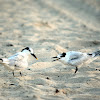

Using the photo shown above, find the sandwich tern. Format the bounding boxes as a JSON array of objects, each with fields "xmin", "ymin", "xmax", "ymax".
[
  {"xmin": 52, "ymin": 50, "xmax": 100, "ymax": 73},
  {"xmin": 0, "ymin": 47, "xmax": 38, "ymax": 76}
]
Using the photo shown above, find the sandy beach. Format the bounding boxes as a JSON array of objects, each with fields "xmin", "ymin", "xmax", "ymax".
[{"xmin": 0, "ymin": 0, "xmax": 100, "ymax": 100}]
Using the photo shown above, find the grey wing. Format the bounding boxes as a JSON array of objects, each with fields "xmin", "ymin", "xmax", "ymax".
[
  {"xmin": 68, "ymin": 52, "xmax": 88, "ymax": 66},
  {"xmin": 8, "ymin": 53, "xmax": 28, "ymax": 69},
  {"xmin": 70, "ymin": 55, "xmax": 80, "ymax": 60},
  {"xmin": 69, "ymin": 52, "xmax": 84, "ymax": 60}
]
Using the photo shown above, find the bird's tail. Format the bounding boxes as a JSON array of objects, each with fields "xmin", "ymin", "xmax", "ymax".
[
  {"xmin": 88, "ymin": 50, "xmax": 100, "ymax": 57},
  {"xmin": 93, "ymin": 50, "xmax": 100, "ymax": 57}
]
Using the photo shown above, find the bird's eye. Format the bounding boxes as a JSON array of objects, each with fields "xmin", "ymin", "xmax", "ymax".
[
  {"xmin": 25, "ymin": 47, "xmax": 31, "ymax": 52},
  {"xmin": 25, "ymin": 47, "xmax": 29, "ymax": 50}
]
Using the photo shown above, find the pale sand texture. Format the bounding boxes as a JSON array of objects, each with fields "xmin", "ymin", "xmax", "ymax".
[{"xmin": 0, "ymin": 0, "xmax": 100, "ymax": 100}]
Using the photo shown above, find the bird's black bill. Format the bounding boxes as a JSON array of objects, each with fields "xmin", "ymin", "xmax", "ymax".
[
  {"xmin": 52, "ymin": 56, "xmax": 60, "ymax": 62},
  {"xmin": 31, "ymin": 53, "xmax": 38, "ymax": 60},
  {"xmin": 52, "ymin": 56, "xmax": 58, "ymax": 58}
]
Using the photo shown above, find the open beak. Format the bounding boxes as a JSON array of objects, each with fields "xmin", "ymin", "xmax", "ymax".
[
  {"xmin": 31, "ymin": 53, "xmax": 38, "ymax": 60},
  {"xmin": 52, "ymin": 56, "xmax": 60, "ymax": 62}
]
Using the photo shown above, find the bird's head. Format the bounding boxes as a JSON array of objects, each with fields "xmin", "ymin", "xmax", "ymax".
[
  {"xmin": 52, "ymin": 52, "xmax": 66, "ymax": 61},
  {"xmin": 21, "ymin": 47, "xmax": 38, "ymax": 60}
]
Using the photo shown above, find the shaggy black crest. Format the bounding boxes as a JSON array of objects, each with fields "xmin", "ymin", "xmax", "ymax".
[
  {"xmin": 21, "ymin": 47, "xmax": 30, "ymax": 52},
  {"xmin": 61, "ymin": 52, "xmax": 66, "ymax": 57}
]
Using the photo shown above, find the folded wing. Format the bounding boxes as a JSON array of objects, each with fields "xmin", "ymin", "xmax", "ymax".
[{"xmin": 67, "ymin": 51, "xmax": 89, "ymax": 66}]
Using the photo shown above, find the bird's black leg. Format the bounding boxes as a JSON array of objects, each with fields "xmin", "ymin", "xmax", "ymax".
[
  {"xmin": 20, "ymin": 72, "xmax": 22, "ymax": 77},
  {"xmin": 12, "ymin": 71, "xmax": 15, "ymax": 77},
  {"xmin": 75, "ymin": 67, "xmax": 78, "ymax": 73}
]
